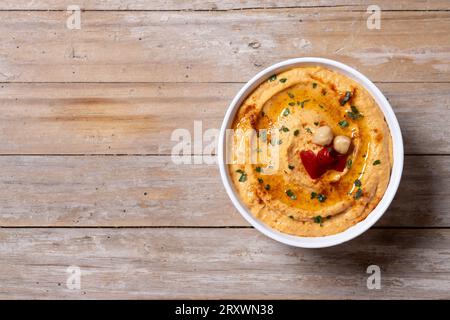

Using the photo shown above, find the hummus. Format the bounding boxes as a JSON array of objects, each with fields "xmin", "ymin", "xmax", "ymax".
[{"xmin": 229, "ymin": 66, "xmax": 392, "ymax": 237}]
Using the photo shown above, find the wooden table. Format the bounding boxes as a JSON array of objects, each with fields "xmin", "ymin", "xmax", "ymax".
[{"xmin": 0, "ymin": 0, "xmax": 449, "ymax": 299}]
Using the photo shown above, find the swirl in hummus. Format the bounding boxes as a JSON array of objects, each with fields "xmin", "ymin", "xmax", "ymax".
[{"xmin": 228, "ymin": 66, "xmax": 393, "ymax": 237}]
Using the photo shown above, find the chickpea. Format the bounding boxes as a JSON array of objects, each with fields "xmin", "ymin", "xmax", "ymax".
[
  {"xmin": 312, "ymin": 126, "xmax": 334, "ymax": 146},
  {"xmin": 333, "ymin": 135, "xmax": 351, "ymax": 154}
]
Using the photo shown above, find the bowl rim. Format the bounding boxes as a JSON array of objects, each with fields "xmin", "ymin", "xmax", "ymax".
[{"xmin": 218, "ymin": 57, "xmax": 404, "ymax": 248}]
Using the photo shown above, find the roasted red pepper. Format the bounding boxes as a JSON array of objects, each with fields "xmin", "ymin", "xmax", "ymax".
[
  {"xmin": 300, "ymin": 150, "xmax": 325, "ymax": 179},
  {"xmin": 300, "ymin": 147, "xmax": 349, "ymax": 179},
  {"xmin": 317, "ymin": 147, "xmax": 335, "ymax": 167},
  {"xmin": 331, "ymin": 153, "xmax": 348, "ymax": 172}
]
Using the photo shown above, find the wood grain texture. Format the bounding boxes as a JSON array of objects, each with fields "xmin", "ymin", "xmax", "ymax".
[
  {"xmin": 0, "ymin": 82, "xmax": 448, "ymax": 154},
  {"xmin": 0, "ymin": 155, "xmax": 447, "ymax": 227},
  {"xmin": 0, "ymin": 228, "xmax": 449, "ymax": 299},
  {"xmin": 1, "ymin": 0, "xmax": 449, "ymax": 11},
  {"xmin": 0, "ymin": 0, "xmax": 449, "ymax": 300},
  {"xmin": 0, "ymin": 10, "xmax": 449, "ymax": 83}
]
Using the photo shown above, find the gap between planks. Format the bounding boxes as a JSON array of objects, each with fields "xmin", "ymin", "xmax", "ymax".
[{"xmin": 0, "ymin": 9, "xmax": 449, "ymax": 13}]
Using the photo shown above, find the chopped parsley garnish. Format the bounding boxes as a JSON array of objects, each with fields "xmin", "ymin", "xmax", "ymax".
[
  {"xmin": 352, "ymin": 105, "xmax": 361, "ymax": 113},
  {"xmin": 255, "ymin": 166, "xmax": 262, "ymax": 173},
  {"xmin": 288, "ymin": 165, "xmax": 295, "ymax": 170},
  {"xmin": 313, "ymin": 215, "xmax": 323, "ymax": 224},
  {"xmin": 288, "ymin": 92, "xmax": 295, "ymax": 99},
  {"xmin": 354, "ymin": 188, "xmax": 363, "ymax": 200},
  {"xmin": 294, "ymin": 129, "xmax": 300, "ymax": 136},
  {"xmin": 268, "ymin": 75, "xmax": 277, "ymax": 82},
  {"xmin": 264, "ymin": 184, "xmax": 271, "ymax": 191},
  {"xmin": 306, "ymin": 127, "xmax": 312, "ymax": 134},
  {"xmin": 283, "ymin": 108, "xmax": 290, "ymax": 116},
  {"xmin": 312, "ymin": 82, "xmax": 317, "ymax": 88},
  {"xmin": 354, "ymin": 179, "xmax": 362, "ymax": 187},
  {"xmin": 288, "ymin": 102, "xmax": 295, "ymax": 106},
  {"xmin": 340, "ymin": 91, "xmax": 352, "ymax": 106},
  {"xmin": 289, "ymin": 215, "xmax": 294, "ymax": 219},
  {"xmin": 347, "ymin": 105, "xmax": 363, "ymax": 120},
  {"xmin": 279, "ymin": 78, "xmax": 287, "ymax": 83},
  {"xmin": 373, "ymin": 159, "xmax": 381, "ymax": 165},
  {"xmin": 258, "ymin": 178, "xmax": 264, "ymax": 183},
  {"xmin": 297, "ymin": 99, "xmax": 310, "ymax": 108},
  {"xmin": 311, "ymin": 192, "xmax": 326, "ymax": 202},
  {"xmin": 338, "ymin": 120, "xmax": 349, "ymax": 128},
  {"xmin": 237, "ymin": 170, "xmax": 247, "ymax": 182},
  {"xmin": 280, "ymin": 126, "xmax": 290, "ymax": 132},
  {"xmin": 347, "ymin": 159, "xmax": 353, "ymax": 168},
  {"xmin": 314, "ymin": 121, "xmax": 319, "ymax": 126},
  {"xmin": 286, "ymin": 189, "xmax": 297, "ymax": 200}
]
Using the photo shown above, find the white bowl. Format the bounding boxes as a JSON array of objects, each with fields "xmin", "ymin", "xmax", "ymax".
[{"xmin": 218, "ymin": 57, "xmax": 404, "ymax": 248}]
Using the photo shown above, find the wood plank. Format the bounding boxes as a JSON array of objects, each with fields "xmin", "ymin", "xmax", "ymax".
[
  {"xmin": 0, "ymin": 228, "xmax": 448, "ymax": 299},
  {"xmin": 0, "ymin": 155, "xmax": 448, "ymax": 227},
  {"xmin": 0, "ymin": 155, "xmax": 239, "ymax": 227},
  {"xmin": 1, "ymin": 0, "xmax": 449, "ymax": 11},
  {"xmin": 0, "ymin": 82, "xmax": 231, "ymax": 155},
  {"xmin": 0, "ymin": 10, "xmax": 449, "ymax": 83},
  {"xmin": 0, "ymin": 82, "xmax": 448, "ymax": 155}
]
